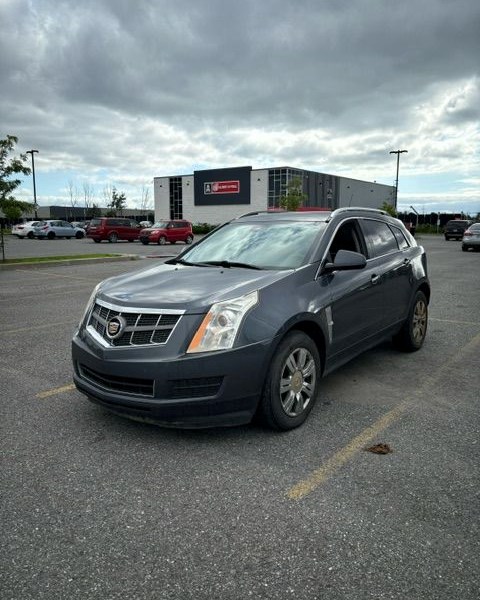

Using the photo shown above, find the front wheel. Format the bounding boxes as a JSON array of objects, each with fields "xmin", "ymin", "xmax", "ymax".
[
  {"xmin": 462, "ymin": 244, "xmax": 468, "ymax": 252},
  {"xmin": 47, "ymin": 232, "xmax": 55, "ymax": 240},
  {"xmin": 27, "ymin": 231, "xmax": 34, "ymax": 239},
  {"xmin": 185, "ymin": 235, "xmax": 193, "ymax": 244},
  {"xmin": 393, "ymin": 290, "xmax": 428, "ymax": 352},
  {"xmin": 259, "ymin": 331, "xmax": 320, "ymax": 430},
  {"xmin": 75, "ymin": 231, "xmax": 84, "ymax": 239}
]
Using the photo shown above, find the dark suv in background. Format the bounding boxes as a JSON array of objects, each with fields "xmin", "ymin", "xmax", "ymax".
[
  {"xmin": 444, "ymin": 219, "xmax": 472, "ymax": 240},
  {"xmin": 73, "ymin": 208, "xmax": 430, "ymax": 431}
]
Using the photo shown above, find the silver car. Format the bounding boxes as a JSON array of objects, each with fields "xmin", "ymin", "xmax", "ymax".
[
  {"xmin": 462, "ymin": 223, "xmax": 480, "ymax": 252},
  {"xmin": 33, "ymin": 220, "xmax": 85, "ymax": 239}
]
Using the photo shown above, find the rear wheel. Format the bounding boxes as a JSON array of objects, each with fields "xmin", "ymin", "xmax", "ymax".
[
  {"xmin": 47, "ymin": 231, "xmax": 55, "ymax": 240},
  {"xmin": 27, "ymin": 231, "xmax": 34, "ymax": 239},
  {"xmin": 108, "ymin": 232, "xmax": 118, "ymax": 243},
  {"xmin": 185, "ymin": 235, "xmax": 193, "ymax": 244},
  {"xmin": 158, "ymin": 236, "xmax": 166, "ymax": 245},
  {"xmin": 259, "ymin": 331, "xmax": 320, "ymax": 430},
  {"xmin": 393, "ymin": 290, "xmax": 428, "ymax": 352}
]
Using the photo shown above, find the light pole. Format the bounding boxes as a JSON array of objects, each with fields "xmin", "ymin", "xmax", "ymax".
[
  {"xmin": 389, "ymin": 149, "xmax": 408, "ymax": 212},
  {"xmin": 26, "ymin": 149, "xmax": 39, "ymax": 218}
]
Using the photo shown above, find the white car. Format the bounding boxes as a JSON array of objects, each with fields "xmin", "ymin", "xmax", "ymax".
[
  {"xmin": 12, "ymin": 221, "xmax": 43, "ymax": 238},
  {"xmin": 33, "ymin": 220, "xmax": 85, "ymax": 239}
]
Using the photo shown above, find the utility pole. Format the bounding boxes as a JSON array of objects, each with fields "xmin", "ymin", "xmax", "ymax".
[
  {"xmin": 26, "ymin": 149, "xmax": 39, "ymax": 218},
  {"xmin": 389, "ymin": 149, "xmax": 408, "ymax": 212}
]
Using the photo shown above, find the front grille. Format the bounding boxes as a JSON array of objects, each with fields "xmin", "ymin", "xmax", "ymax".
[
  {"xmin": 168, "ymin": 377, "xmax": 224, "ymax": 399},
  {"xmin": 79, "ymin": 364, "xmax": 154, "ymax": 397},
  {"xmin": 87, "ymin": 301, "xmax": 181, "ymax": 347}
]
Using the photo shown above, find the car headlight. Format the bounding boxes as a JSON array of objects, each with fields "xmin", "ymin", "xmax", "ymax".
[
  {"xmin": 79, "ymin": 283, "xmax": 102, "ymax": 328},
  {"xmin": 187, "ymin": 291, "xmax": 258, "ymax": 353}
]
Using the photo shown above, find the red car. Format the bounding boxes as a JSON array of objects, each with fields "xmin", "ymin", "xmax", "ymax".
[
  {"xmin": 139, "ymin": 220, "xmax": 193, "ymax": 245},
  {"xmin": 87, "ymin": 218, "xmax": 141, "ymax": 243}
]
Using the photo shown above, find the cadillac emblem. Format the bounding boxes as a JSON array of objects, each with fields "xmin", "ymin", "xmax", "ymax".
[{"xmin": 106, "ymin": 315, "xmax": 126, "ymax": 340}]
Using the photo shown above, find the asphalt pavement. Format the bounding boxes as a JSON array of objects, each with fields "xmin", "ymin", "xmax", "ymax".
[{"xmin": 1, "ymin": 236, "xmax": 479, "ymax": 600}]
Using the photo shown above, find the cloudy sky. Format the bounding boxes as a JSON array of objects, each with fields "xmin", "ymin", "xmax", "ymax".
[{"xmin": 1, "ymin": 0, "xmax": 479, "ymax": 215}]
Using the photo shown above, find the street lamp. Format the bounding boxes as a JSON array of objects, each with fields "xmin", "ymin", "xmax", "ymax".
[
  {"xmin": 389, "ymin": 149, "xmax": 408, "ymax": 211},
  {"xmin": 26, "ymin": 150, "xmax": 39, "ymax": 218}
]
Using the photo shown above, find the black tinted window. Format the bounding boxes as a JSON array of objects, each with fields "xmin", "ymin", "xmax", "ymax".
[
  {"xmin": 391, "ymin": 226, "xmax": 409, "ymax": 249},
  {"xmin": 362, "ymin": 220, "xmax": 399, "ymax": 257}
]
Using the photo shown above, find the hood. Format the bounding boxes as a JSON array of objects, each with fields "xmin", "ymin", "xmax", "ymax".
[{"xmin": 97, "ymin": 263, "xmax": 291, "ymax": 313}]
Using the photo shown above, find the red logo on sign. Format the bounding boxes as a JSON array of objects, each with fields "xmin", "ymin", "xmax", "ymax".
[{"xmin": 204, "ymin": 180, "xmax": 240, "ymax": 194}]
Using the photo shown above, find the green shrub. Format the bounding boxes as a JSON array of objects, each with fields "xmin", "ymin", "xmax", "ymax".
[{"xmin": 192, "ymin": 223, "xmax": 219, "ymax": 234}]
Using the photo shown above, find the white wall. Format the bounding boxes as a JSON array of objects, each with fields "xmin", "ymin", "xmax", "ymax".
[{"xmin": 154, "ymin": 170, "xmax": 269, "ymax": 224}]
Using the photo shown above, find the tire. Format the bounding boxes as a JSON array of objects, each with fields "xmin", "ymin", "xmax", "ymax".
[
  {"xmin": 108, "ymin": 232, "xmax": 118, "ymax": 243},
  {"xmin": 185, "ymin": 235, "xmax": 193, "ymax": 244},
  {"xmin": 27, "ymin": 231, "xmax": 34, "ymax": 239},
  {"xmin": 141, "ymin": 240, "xmax": 149, "ymax": 245},
  {"xmin": 47, "ymin": 231, "xmax": 55, "ymax": 240},
  {"xmin": 444, "ymin": 236, "xmax": 449, "ymax": 241},
  {"xmin": 462, "ymin": 245, "xmax": 468, "ymax": 252},
  {"xmin": 259, "ymin": 331, "xmax": 320, "ymax": 430},
  {"xmin": 393, "ymin": 290, "xmax": 428, "ymax": 352},
  {"xmin": 170, "ymin": 240, "xmax": 176, "ymax": 244},
  {"xmin": 93, "ymin": 239, "xmax": 101, "ymax": 243},
  {"xmin": 158, "ymin": 236, "xmax": 167, "ymax": 245},
  {"xmin": 75, "ymin": 231, "xmax": 84, "ymax": 239}
]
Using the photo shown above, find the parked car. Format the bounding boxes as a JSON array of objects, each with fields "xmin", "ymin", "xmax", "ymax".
[
  {"xmin": 461, "ymin": 223, "xmax": 480, "ymax": 252},
  {"xmin": 72, "ymin": 221, "xmax": 89, "ymax": 230},
  {"xmin": 33, "ymin": 220, "xmax": 85, "ymax": 239},
  {"xmin": 444, "ymin": 219, "xmax": 472, "ymax": 240},
  {"xmin": 11, "ymin": 221, "xmax": 43, "ymax": 239},
  {"xmin": 139, "ymin": 220, "xmax": 194, "ymax": 245},
  {"xmin": 72, "ymin": 208, "xmax": 430, "ymax": 431},
  {"xmin": 86, "ymin": 217, "xmax": 141, "ymax": 243}
]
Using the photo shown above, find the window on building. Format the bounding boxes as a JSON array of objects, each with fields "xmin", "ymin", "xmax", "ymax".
[{"xmin": 169, "ymin": 178, "xmax": 183, "ymax": 219}]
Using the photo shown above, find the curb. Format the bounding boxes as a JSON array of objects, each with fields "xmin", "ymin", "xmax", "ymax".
[{"xmin": 0, "ymin": 254, "xmax": 140, "ymax": 270}]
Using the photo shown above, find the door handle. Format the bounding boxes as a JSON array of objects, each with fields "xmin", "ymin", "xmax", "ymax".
[{"xmin": 371, "ymin": 274, "xmax": 380, "ymax": 285}]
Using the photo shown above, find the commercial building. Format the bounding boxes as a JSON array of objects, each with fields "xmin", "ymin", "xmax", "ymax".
[{"xmin": 154, "ymin": 166, "xmax": 395, "ymax": 224}]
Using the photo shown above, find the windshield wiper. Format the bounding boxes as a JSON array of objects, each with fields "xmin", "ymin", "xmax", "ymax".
[
  {"xmin": 165, "ymin": 258, "xmax": 210, "ymax": 267},
  {"xmin": 200, "ymin": 260, "xmax": 263, "ymax": 270}
]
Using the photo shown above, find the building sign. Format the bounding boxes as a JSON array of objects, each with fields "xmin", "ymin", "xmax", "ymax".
[
  {"xmin": 204, "ymin": 181, "xmax": 240, "ymax": 195},
  {"xmin": 194, "ymin": 167, "xmax": 251, "ymax": 206}
]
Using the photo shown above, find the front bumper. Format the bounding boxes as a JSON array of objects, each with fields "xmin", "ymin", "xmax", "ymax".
[{"xmin": 72, "ymin": 331, "xmax": 273, "ymax": 428}]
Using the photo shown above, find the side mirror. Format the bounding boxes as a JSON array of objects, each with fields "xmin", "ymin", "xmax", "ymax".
[{"xmin": 324, "ymin": 249, "xmax": 366, "ymax": 272}]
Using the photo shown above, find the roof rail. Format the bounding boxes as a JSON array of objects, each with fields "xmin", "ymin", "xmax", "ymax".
[{"xmin": 330, "ymin": 207, "xmax": 387, "ymax": 218}]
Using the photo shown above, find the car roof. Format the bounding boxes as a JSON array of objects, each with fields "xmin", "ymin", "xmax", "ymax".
[{"xmin": 235, "ymin": 207, "xmax": 391, "ymax": 223}]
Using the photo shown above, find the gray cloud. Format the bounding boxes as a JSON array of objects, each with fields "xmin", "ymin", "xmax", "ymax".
[{"xmin": 1, "ymin": 0, "xmax": 479, "ymax": 210}]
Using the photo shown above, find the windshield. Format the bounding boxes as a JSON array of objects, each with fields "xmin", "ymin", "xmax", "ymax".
[
  {"xmin": 152, "ymin": 221, "xmax": 170, "ymax": 228},
  {"xmin": 181, "ymin": 220, "xmax": 326, "ymax": 269}
]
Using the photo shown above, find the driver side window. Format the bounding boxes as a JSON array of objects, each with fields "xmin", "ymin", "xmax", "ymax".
[{"xmin": 328, "ymin": 220, "xmax": 365, "ymax": 262}]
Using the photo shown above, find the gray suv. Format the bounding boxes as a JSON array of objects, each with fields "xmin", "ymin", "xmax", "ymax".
[{"xmin": 72, "ymin": 208, "xmax": 430, "ymax": 430}]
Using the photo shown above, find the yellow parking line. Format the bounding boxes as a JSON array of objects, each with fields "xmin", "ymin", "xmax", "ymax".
[
  {"xmin": 1, "ymin": 322, "xmax": 73, "ymax": 335},
  {"xmin": 286, "ymin": 401, "xmax": 409, "ymax": 500},
  {"xmin": 36, "ymin": 384, "xmax": 76, "ymax": 399},
  {"xmin": 287, "ymin": 331, "xmax": 480, "ymax": 501}
]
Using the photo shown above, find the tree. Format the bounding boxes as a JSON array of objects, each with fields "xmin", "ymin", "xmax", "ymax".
[
  {"xmin": 107, "ymin": 187, "xmax": 127, "ymax": 216},
  {"xmin": 82, "ymin": 182, "xmax": 95, "ymax": 217},
  {"xmin": 380, "ymin": 201, "xmax": 397, "ymax": 217},
  {"xmin": 279, "ymin": 176, "xmax": 307, "ymax": 211},
  {"xmin": 0, "ymin": 135, "xmax": 34, "ymax": 218}
]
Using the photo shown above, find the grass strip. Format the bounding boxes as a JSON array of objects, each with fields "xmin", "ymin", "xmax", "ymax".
[{"xmin": 2, "ymin": 254, "xmax": 122, "ymax": 264}]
